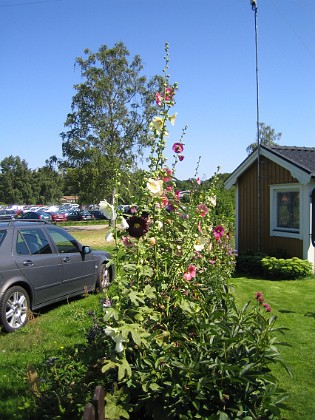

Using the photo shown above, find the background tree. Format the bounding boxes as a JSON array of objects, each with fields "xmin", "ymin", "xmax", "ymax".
[
  {"xmin": 0, "ymin": 156, "xmax": 35, "ymax": 204},
  {"xmin": 33, "ymin": 164, "xmax": 64, "ymax": 205},
  {"xmin": 246, "ymin": 122, "xmax": 282, "ymax": 154},
  {"xmin": 61, "ymin": 42, "xmax": 163, "ymax": 204}
]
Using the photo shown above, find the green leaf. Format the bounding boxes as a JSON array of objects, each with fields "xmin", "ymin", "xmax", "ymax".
[
  {"xmin": 118, "ymin": 357, "xmax": 132, "ymax": 380},
  {"xmin": 149, "ymin": 382, "xmax": 161, "ymax": 391}
]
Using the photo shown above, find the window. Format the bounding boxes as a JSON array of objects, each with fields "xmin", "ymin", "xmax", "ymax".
[
  {"xmin": 47, "ymin": 226, "xmax": 80, "ymax": 253},
  {"xmin": 17, "ymin": 229, "xmax": 52, "ymax": 255},
  {"xmin": 270, "ymin": 185, "xmax": 301, "ymax": 238}
]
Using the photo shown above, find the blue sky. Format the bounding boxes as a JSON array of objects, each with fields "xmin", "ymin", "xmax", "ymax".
[{"xmin": 1, "ymin": 0, "xmax": 314, "ymax": 180}]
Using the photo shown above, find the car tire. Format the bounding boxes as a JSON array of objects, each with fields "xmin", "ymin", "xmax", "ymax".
[
  {"xmin": 0, "ymin": 286, "xmax": 30, "ymax": 332},
  {"xmin": 96, "ymin": 263, "xmax": 112, "ymax": 293}
]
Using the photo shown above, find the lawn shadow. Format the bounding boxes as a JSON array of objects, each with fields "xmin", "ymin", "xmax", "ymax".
[
  {"xmin": 278, "ymin": 309, "xmax": 296, "ymax": 314},
  {"xmin": 304, "ymin": 312, "xmax": 315, "ymax": 319}
]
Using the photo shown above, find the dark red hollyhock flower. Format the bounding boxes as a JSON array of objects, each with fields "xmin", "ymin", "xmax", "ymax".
[{"xmin": 127, "ymin": 216, "xmax": 149, "ymax": 238}]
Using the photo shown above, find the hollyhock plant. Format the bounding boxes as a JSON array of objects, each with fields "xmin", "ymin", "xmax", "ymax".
[{"xmin": 87, "ymin": 43, "xmax": 289, "ymax": 420}]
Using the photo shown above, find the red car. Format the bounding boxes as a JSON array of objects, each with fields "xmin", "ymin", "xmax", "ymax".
[{"xmin": 49, "ymin": 212, "xmax": 68, "ymax": 222}]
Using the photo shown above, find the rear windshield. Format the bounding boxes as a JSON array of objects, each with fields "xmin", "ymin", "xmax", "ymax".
[{"xmin": 0, "ymin": 230, "xmax": 7, "ymax": 246}]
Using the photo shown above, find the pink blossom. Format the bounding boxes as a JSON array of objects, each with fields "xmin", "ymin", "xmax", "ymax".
[
  {"xmin": 263, "ymin": 303, "xmax": 272, "ymax": 312},
  {"xmin": 213, "ymin": 225, "xmax": 224, "ymax": 240},
  {"xmin": 163, "ymin": 167, "xmax": 172, "ymax": 183},
  {"xmin": 183, "ymin": 264, "xmax": 197, "ymax": 281},
  {"xmin": 155, "ymin": 92, "xmax": 163, "ymax": 106},
  {"xmin": 178, "ymin": 155, "xmax": 184, "ymax": 161},
  {"xmin": 121, "ymin": 236, "xmax": 134, "ymax": 247},
  {"xmin": 196, "ymin": 204, "xmax": 209, "ymax": 218},
  {"xmin": 175, "ymin": 190, "xmax": 181, "ymax": 201},
  {"xmin": 160, "ymin": 196, "xmax": 169, "ymax": 207},
  {"xmin": 196, "ymin": 177, "xmax": 201, "ymax": 185},
  {"xmin": 172, "ymin": 142, "xmax": 184, "ymax": 154},
  {"xmin": 165, "ymin": 87, "xmax": 173, "ymax": 101},
  {"xmin": 197, "ymin": 221, "xmax": 202, "ymax": 233}
]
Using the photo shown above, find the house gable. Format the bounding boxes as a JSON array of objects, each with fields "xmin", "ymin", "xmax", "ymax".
[
  {"xmin": 225, "ymin": 145, "xmax": 315, "ymax": 271},
  {"xmin": 225, "ymin": 146, "xmax": 315, "ymax": 189}
]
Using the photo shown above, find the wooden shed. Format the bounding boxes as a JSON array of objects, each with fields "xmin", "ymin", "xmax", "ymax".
[{"xmin": 225, "ymin": 146, "xmax": 315, "ymax": 271}]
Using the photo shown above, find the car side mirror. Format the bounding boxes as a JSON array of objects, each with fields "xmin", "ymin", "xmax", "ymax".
[{"xmin": 82, "ymin": 246, "xmax": 91, "ymax": 254}]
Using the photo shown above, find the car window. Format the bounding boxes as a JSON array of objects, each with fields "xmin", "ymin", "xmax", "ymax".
[
  {"xmin": 17, "ymin": 228, "xmax": 53, "ymax": 255},
  {"xmin": 0, "ymin": 230, "xmax": 7, "ymax": 246},
  {"xmin": 46, "ymin": 226, "xmax": 80, "ymax": 253}
]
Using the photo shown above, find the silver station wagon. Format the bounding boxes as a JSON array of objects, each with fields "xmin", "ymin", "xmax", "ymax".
[{"xmin": 0, "ymin": 220, "xmax": 113, "ymax": 332}]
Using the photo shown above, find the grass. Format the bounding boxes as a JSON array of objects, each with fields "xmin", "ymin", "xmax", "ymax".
[
  {"xmin": 0, "ymin": 227, "xmax": 314, "ymax": 418},
  {"xmin": 231, "ymin": 275, "xmax": 315, "ymax": 419}
]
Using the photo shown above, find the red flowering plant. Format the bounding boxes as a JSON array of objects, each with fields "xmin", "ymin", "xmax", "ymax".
[{"xmin": 97, "ymin": 44, "xmax": 290, "ymax": 419}]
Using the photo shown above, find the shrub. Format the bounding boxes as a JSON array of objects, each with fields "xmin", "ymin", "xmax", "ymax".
[
  {"xmin": 236, "ymin": 253, "xmax": 267, "ymax": 277},
  {"xmin": 261, "ymin": 256, "xmax": 313, "ymax": 280}
]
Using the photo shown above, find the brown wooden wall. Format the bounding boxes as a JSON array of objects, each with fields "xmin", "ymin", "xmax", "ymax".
[{"xmin": 238, "ymin": 157, "xmax": 303, "ymax": 258}]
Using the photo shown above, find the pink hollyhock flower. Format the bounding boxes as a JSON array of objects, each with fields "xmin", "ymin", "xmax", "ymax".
[
  {"xmin": 172, "ymin": 142, "xmax": 184, "ymax": 154},
  {"xmin": 160, "ymin": 196, "xmax": 169, "ymax": 208},
  {"xmin": 155, "ymin": 92, "xmax": 163, "ymax": 106},
  {"xmin": 163, "ymin": 167, "xmax": 172, "ymax": 183},
  {"xmin": 183, "ymin": 264, "xmax": 196, "ymax": 281},
  {"xmin": 213, "ymin": 225, "xmax": 224, "ymax": 240},
  {"xmin": 196, "ymin": 204, "xmax": 209, "ymax": 217},
  {"xmin": 165, "ymin": 87, "xmax": 173, "ymax": 101},
  {"xmin": 263, "ymin": 303, "xmax": 272, "ymax": 312},
  {"xmin": 175, "ymin": 190, "xmax": 181, "ymax": 201},
  {"xmin": 178, "ymin": 154, "xmax": 184, "ymax": 161},
  {"xmin": 122, "ymin": 236, "xmax": 134, "ymax": 247},
  {"xmin": 196, "ymin": 177, "xmax": 201, "ymax": 185}
]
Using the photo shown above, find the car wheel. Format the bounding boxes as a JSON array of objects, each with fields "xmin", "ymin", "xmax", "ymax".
[
  {"xmin": 96, "ymin": 263, "xmax": 111, "ymax": 292},
  {"xmin": 0, "ymin": 286, "xmax": 30, "ymax": 332}
]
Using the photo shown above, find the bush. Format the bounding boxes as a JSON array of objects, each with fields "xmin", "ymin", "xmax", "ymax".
[
  {"xmin": 261, "ymin": 256, "xmax": 313, "ymax": 280},
  {"xmin": 236, "ymin": 253, "xmax": 267, "ymax": 277}
]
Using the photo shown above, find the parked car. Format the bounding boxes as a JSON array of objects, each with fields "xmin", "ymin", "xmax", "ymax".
[
  {"xmin": 0, "ymin": 220, "xmax": 113, "ymax": 332},
  {"xmin": 67, "ymin": 210, "xmax": 94, "ymax": 221},
  {"xmin": 0, "ymin": 209, "xmax": 17, "ymax": 220},
  {"xmin": 89, "ymin": 210, "xmax": 107, "ymax": 220},
  {"xmin": 49, "ymin": 212, "xmax": 68, "ymax": 223},
  {"xmin": 21, "ymin": 211, "xmax": 52, "ymax": 221}
]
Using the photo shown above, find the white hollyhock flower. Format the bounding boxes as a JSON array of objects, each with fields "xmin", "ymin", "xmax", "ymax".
[
  {"xmin": 105, "ymin": 232, "xmax": 114, "ymax": 242},
  {"xmin": 99, "ymin": 200, "xmax": 117, "ymax": 220},
  {"xmin": 147, "ymin": 178, "xmax": 163, "ymax": 196},
  {"xmin": 118, "ymin": 217, "xmax": 129, "ymax": 230}
]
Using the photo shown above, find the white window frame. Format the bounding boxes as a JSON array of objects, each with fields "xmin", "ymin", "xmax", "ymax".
[{"xmin": 270, "ymin": 184, "xmax": 302, "ymax": 239}]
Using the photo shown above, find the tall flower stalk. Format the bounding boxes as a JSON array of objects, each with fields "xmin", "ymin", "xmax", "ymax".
[{"xmin": 97, "ymin": 44, "xmax": 289, "ymax": 420}]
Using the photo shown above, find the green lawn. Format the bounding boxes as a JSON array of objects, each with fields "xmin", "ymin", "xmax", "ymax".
[
  {"xmin": 0, "ymin": 225, "xmax": 314, "ymax": 419},
  {"xmin": 231, "ymin": 276, "xmax": 315, "ymax": 419}
]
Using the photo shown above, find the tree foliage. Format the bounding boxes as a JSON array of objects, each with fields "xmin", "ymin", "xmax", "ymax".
[
  {"xmin": 246, "ymin": 122, "xmax": 282, "ymax": 154},
  {"xmin": 0, "ymin": 155, "xmax": 64, "ymax": 205},
  {"xmin": 60, "ymin": 42, "xmax": 163, "ymax": 204},
  {"xmin": 0, "ymin": 156, "xmax": 34, "ymax": 204}
]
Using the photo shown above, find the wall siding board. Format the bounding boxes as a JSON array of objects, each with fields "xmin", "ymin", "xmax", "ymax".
[{"xmin": 238, "ymin": 158, "xmax": 303, "ymax": 258}]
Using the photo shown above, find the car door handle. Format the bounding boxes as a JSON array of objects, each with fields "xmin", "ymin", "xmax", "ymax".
[
  {"xmin": 23, "ymin": 260, "xmax": 34, "ymax": 266},
  {"xmin": 62, "ymin": 257, "xmax": 71, "ymax": 263}
]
